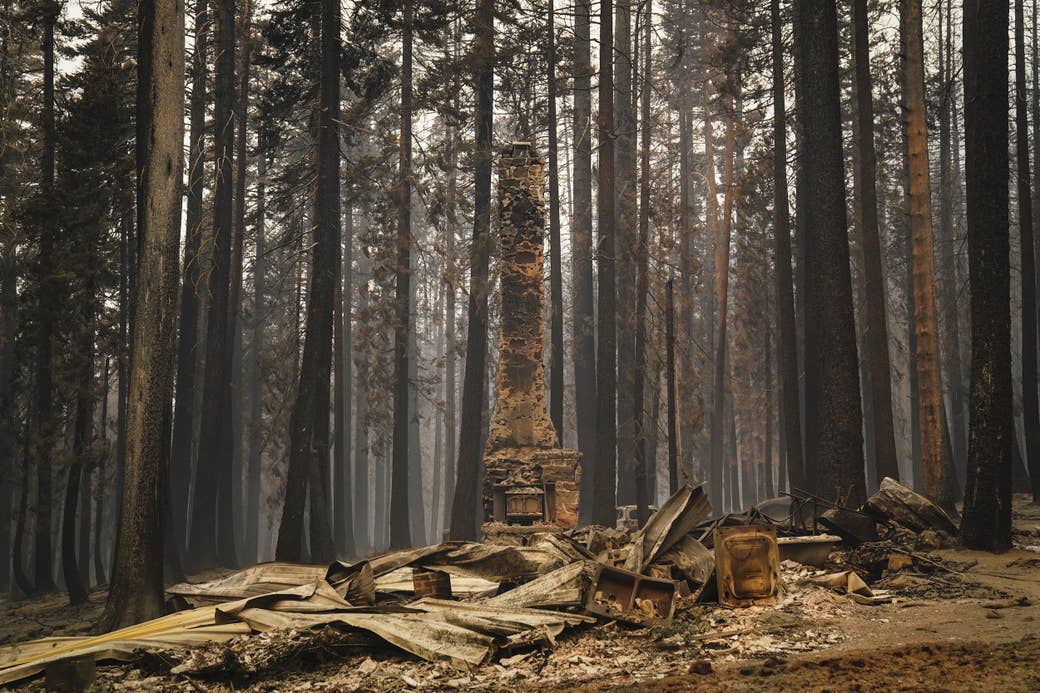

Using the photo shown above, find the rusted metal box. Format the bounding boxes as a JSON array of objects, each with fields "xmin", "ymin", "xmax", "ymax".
[
  {"xmin": 584, "ymin": 564, "xmax": 678, "ymax": 625},
  {"xmin": 412, "ymin": 568, "xmax": 453, "ymax": 599},
  {"xmin": 714, "ymin": 525, "xmax": 781, "ymax": 606}
]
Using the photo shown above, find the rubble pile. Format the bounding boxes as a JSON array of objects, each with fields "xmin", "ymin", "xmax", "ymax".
[{"xmin": 0, "ymin": 477, "xmax": 1020, "ymax": 689}]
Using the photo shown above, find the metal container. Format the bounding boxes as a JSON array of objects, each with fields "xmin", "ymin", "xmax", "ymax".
[{"xmin": 412, "ymin": 568, "xmax": 453, "ymax": 599}]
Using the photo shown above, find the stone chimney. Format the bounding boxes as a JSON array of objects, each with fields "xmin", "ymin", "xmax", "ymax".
[{"xmin": 482, "ymin": 143, "xmax": 581, "ymax": 542}]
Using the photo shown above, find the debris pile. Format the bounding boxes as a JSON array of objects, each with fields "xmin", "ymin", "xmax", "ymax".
[{"xmin": 0, "ymin": 477, "xmax": 1016, "ymax": 688}]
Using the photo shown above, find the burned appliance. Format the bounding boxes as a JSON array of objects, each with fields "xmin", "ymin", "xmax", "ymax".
[{"xmin": 713, "ymin": 524, "xmax": 781, "ymax": 607}]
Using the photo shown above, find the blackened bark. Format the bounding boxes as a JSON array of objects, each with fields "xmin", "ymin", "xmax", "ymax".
[
  {"xmin": 450, "ymin": 0, "xmax": 493, "ymax": 541},
  {"xmin": 275, "ymin": 0, "xmax": 339, "ymax": 562},
  {"xmin": 571, "ymin": 0, "xmax": 596, "ymax": 510},
  {"xmin": 335, "ymin": 199, "xmax": 355, "ymax": 556},
  {"xmin": 959, "ymin": 0, "xmax": 1012, "ymax": 551},
  {"xmin": 666, "ymin": 278, "xmax": 678, "ymax": 495},
  {"xmin": 852, "ymin": 0, "xmax": 899, "ymax": 483},
  {"xmin": 632, "ymin": 0, "xmax": 652, "ymax": 526},
  {"xmin": 170, "ymin": 0, "xmax": 208, "ymax": 564},
  {"xmin": 770, "ymin": 0, "xmax": 804, "ymax": 495},
  {"xmin": 98, "ymin": 0, "xmax": 184, "ymax": 630},
  {"xmin": 354, "ymin": 249, "xmax": 371, "ymax": 552},
  {"xmin": 227, "ymin": 0, "xmax": 253, "ymax": 564},
  {"xmin": 547, "ymin": 0, "xmax": 564, "ymax": 443},
  {"xmin": 793, "ymin": 0, "xmax": 867, "ymax": 506},
  {"xmin": 390, "ymin": 0, "xmax": 413, "ymax": 550},
  {"xmin": 614, "ymin": 0, "xmax": 636, "ymax": 506},
  {"xmin": 32, "ymin": 1, "xmax": 59, "ymax": 594},
  {"xmin": 245, "ymin": 137, "xmax": 265, "ymax": 564},
  {"xmin": 1016, "ymin": 0, "xmax": 1040, "ymax": 502},
  {"xmin": 190, "ymin": 0, "xmax": 236, "ymax": 570},
  {"xmin": 937, "ymin": 0, "xmax": 967, "ymax": 484},
  {"xmin": 94, "ymin": 357, "xmax": 109, "ymax": 585}
]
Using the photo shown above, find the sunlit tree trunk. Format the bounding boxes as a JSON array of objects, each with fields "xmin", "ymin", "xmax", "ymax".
[
  {"xmin": 903, "ymin": 0, "xmax": 956, "ymax": 511},
  {"xmin": 98, "ymin": 0, "xmax": 183, "ymax": 630}
]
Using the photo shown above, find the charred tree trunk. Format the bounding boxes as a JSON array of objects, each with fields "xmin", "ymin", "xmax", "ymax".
[
  {"xmin": 959, "ymin": 0, "xmax": 1012, "ymax": 551},
  {"xmin": 390, "ymin": 0, "xmax": 413, "ymax": 550},
  {"xmin": 770, "ymin": 0, "xmax": 804, "ymax": 494},
  {"xmin": 632, "ymin": 0, "xmax": 652, "ymax": 526},
  {"xmin": 32, "ymin": 0, "xmax": 59, "ymax": 595},
  {"xmin": 709, "ymin": 87, "xmax": 736, "ymax": 513},
  {"xmin": 275, "ymin": 0, "xmax": 339, "ymax": 562},
  {"xmin": 666, "ymin": 278, "xmax": 678, "ymax": 495},
  {"xmin": 98, "ymin": 0, "xmax": 183, "ymax": 630},
  {"xmin": 614, "ymin": 0, "xmax": 636, "ymax": 506},
  {"xmin": 190, "ymin": 0, "xmax": 236, "ymax": 570},
  {"xmin": 793, "ymin": 0, "xmax": 867, "ymax": 506},
  {"xmin": 335, "ymin": 194, "xmax": 355, "ymax": 556},
  {"xmin": 937, "ymin": 0, "xmax": 967, "ymax": 487},
  {"xmin": 547, "ymin": 0, "xmax": 564, "ymax": 442},
  {"xmin": 450, "ymin": 0, "xmax": 493, "ymax": 541},
  {"xmin": 593, "ymin": 0, "xmax": 617, "ymax": 528},
  {"xmin": 1016, "ymin": 0, "xmax": 1040, "ymax": 502},
  {"xmin": 354, "ymin": 249, "xmax": 371, "ymax": 552},
  {"xmin": 244, "ymin": 136, "xmax": 266, "ymax": 564},
  {"xmin": 852, "ymin": 0, "xmax": 899, "ymax": 483},
  {"xmin": 571, "ymin": 0, "xmax": 596, "ymax": 506},
  {"xmin": 169, "ymin": 0, "xmax": 208, "ymax": 565}
]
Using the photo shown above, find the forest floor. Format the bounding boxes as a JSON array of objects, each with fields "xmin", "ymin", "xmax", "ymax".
[{"xmin": 2, "ymin": 498, "xmax": 1040, "ymax": 692}]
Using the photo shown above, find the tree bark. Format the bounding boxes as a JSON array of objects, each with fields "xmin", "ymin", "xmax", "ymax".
[
  {"xmin": 450, "ymin": 0, "xmax": 493, "ymax": 541},
  {"xmin": 169, "ymin": 0, "xmax": 208, "ymax": 566},
  {"xmin": 632, "ymin": 0, "xmax": 652, "ymax": 526},
  {"xmin": 666, "ymin": 278, "xmax": 678, "ymax": 495},
  {"xmin": 390, "ymin": 0, "xmax": 413, "ymax": 550},
  {"xmin": 190, "ymin": 0, "xmax": 236, "ymax": 570},
  {"xmin": 547, "ymin": 0, "xmax": 564, "ymax": 443},
  {"xmin": 903, "ymin": 0, "xmax": 956, "ymax": 512},
  {"xmin": 959, "ymin": 0, "xmax": 1012, "ymax": 551},
  {"xmin": 852, "ymin": 0, "xmax": 899, "ymax": 483},
  {"xmin": 614, "ymin": 0, "xmax": 637, "ymax": 506},
  {"xmin": 32, "ymin": 0, "xmax": 59, "ymax": 594},
  {"xmin": 937, "ymin": 0, "xmax": 967, "ymax": 486},
  {"xmin": 275, "ymin": 0, "xmax": 339, "ymax": 562},
  {"xmin": 335, "ymin": 194, "xmax": 355, "ymax": 556},
  {"xmin": 793, "ymin": 0, "xmax": 867, "ymax": 507},
  {"xmin": 98, "ymin": 0, "xmax": 183, "ymax": 630},
  {"xmin": 354, "ymin": 249, "xmax": 371, "ymax": 552},
  {"xmin": 769, "ymin": 0, "xmax": 804, "ymax": 495},
  {"xmin": 1016, "ymin": 0, "xmax": 1040, "ymax": 502},
  {"xmin": 709, "ymin": 86, "xmax": 737, "ymax": 513},
  {"xmin": 244, "ymin": 136, "xmax": 265, "ymax": 564},
  {"xmin": 593, "ymin": 0, "xmax": 617, "ymax": 528},
  {"xmin": 571, "ymin": 0, "xmax": 596, "ymax": 510}
]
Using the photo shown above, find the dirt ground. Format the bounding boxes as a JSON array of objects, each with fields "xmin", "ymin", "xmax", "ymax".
[{"xmin": 3, "ymin": 497, "xmax": 1040, "ymax": 691}]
